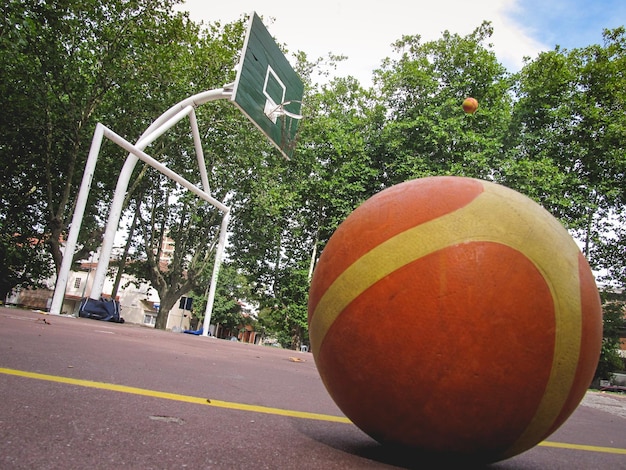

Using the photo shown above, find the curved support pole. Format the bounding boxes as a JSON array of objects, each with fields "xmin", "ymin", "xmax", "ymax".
[
  {"xmin": 50, "ymin": 87, "xmax": 232, "ymax": 315},
  {"xmin": 90, "ymin": 88, "xmax": 232, "ymax": 300}
]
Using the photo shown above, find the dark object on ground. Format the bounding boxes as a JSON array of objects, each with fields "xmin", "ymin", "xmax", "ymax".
[
  {"xmin": 183, "ymin": 329, "xmax": 202, "ymax": 335},
  {"xmin": 600, "ymin": 385, "xmax": 626, "ymax": 394},
  {"xmin": 79, "ymin": 297, "xmax": 124, "ymax": 323},
  {"xmin": 183, "ymin": 329, "xmax": 210, "ymax": 336}
]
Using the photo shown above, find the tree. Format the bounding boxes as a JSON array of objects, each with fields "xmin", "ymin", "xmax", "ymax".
[
  {"xmin": 594, "ymin": 294, "xmax": 626, "ymax": 383},
  {"xmin": 0, "ymin": 0, "xmax": 200, "ymax": 289},
  {"xmin": 0, "ymin": 232, "xmax": 51, "ymax": 302},
  {"xmin": 128, "ymin": 179, "xmax": 224, "ymax": 330},
  {"xmin": 372, "ymin": 22, "xmax": 512, "ymax": 185},
  {"xmin": 0, "ymin": 1, "xmax": 260, "ymax": 326},
  {"xmin": 198, "ymin": 262, "xmax": 254, "ymax": 337},
  {"xmin": 507, "ymin": 28, "xmax": 626, "ymax": 288},
  {"xmin": 501, "ymin": 49, "xmax": 580, "ymax": 217}
]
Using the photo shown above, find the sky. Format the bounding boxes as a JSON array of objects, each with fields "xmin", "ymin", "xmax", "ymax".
[{"xmin": 175, "ymin": 0, "xmax": 626, "ymax": 86}]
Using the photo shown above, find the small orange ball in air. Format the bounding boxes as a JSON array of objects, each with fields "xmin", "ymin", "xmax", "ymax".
[{"xmin": 462, "ymin": 97, "xmax": 479, "ymax": 114}]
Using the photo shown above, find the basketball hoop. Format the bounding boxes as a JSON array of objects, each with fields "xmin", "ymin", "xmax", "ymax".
[
  {"xmin": 278, "ymin": 101, "xmax": 304, "ymax": 158},
  {"xmin": 264, "ymin": 100, "xmax": 303, "ymax": 122}
]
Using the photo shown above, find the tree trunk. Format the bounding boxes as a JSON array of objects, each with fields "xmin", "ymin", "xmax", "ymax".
[
  {"xmin": 154, "ymin": 293, "xmax": 179, "ymax": 330},
  {"xmin": 155, "ymin": 309, "xmax": 169, "ymax": 330}
]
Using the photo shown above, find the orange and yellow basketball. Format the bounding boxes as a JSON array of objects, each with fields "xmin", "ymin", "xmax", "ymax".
[{"xmin": 308, "ymin": 176, "xmax": 602, "ymax": 463}]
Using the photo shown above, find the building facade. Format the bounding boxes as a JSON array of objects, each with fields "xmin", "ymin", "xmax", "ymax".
[{"xmin": 5, "ymin": 250, "xmax": 190, "ymax": 331}]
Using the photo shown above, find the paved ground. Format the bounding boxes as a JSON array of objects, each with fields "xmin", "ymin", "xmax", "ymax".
[{"xmin": 1, "ymin": 306, "xmax": 625, "ymax": 469}]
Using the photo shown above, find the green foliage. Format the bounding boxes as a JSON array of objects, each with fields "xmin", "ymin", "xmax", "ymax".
[
  {"xmin": 257, "ymin": 268, "xmax": 310, "ymax": 350},
  {"xmin": 0, "ymin": 232, "xmax": 52, "ymax": 302},
  {"xmin": 123, "ymin": 174, "xmax": 226, "ymax": 329},
  {"xmin": 594, "ymin": 297, "xmax": 626, "ymax": 382},
  {"xmin": 373, "ymin": 22, "xmax": 512, "ymax": 184},
  {"xmin": 595, "ymin": 339, "xmax": 624, "ymax": 382},
  {"xmin": 1, "ymin": 0, "xmax": 250, "ymax": 324},
  {"xmin": 191, "ymin": 262, "xmax": 253, "ymax": 331},
  {"xmin": 505, "ymin": 28, "xmax": 626, "ymax": 279},
  {"xmin": 0, "ymin": 0, "xmax": 199, "ymax": 287}
]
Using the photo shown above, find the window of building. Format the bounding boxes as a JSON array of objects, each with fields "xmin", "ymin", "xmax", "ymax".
[{"xmin": 143, "ymin": 313, "xmax": 157, "ymax": 326}]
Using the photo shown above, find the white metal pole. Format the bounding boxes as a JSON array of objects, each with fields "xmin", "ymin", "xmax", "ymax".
[
  {"xmin": 188, "ymin": 109, "xmax": 211, "ymax": 194},
  {"xmin": 49, "ymin": 124, "xmax": 105, "ymax": 315},
  {"xmin": 202, "ymin": 209, "xmax": 231, "ymax": 337}
]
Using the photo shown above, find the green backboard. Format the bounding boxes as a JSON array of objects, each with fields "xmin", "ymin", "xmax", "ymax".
[{"xmin": 231, "ymin": 12, "xmax": 304, "ymax": 160}]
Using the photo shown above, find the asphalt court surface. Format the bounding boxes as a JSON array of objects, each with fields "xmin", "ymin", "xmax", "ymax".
[{"xmin": 1, "ymin": 306, "xmax": 625, "ymax": 469}]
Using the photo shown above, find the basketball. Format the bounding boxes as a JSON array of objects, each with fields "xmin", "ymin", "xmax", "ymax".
[
  {"xmin": 308, "ymin": 176, "xmax": 603, "ymax": 463},
  {"xmin": 462, "ymin": 97, "xmax": 479, "ymax": 114}
]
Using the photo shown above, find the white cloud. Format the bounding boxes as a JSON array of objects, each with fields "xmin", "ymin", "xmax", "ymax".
[{"xmin": 177, "ymin": 0, "xmax": 550, "ymax": 85}]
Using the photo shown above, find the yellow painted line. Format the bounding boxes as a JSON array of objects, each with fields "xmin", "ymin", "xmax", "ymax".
[
  {"xmin": 2, "ymin": 367, "xmax": 625, "ymax": 457},
  {"xmin": 539, "ymin": 440, "xmax": 626, "ymax": 455},
  {"xmin": 0, "ymin": 367, "xmax": 350, "ymax": 424}
]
